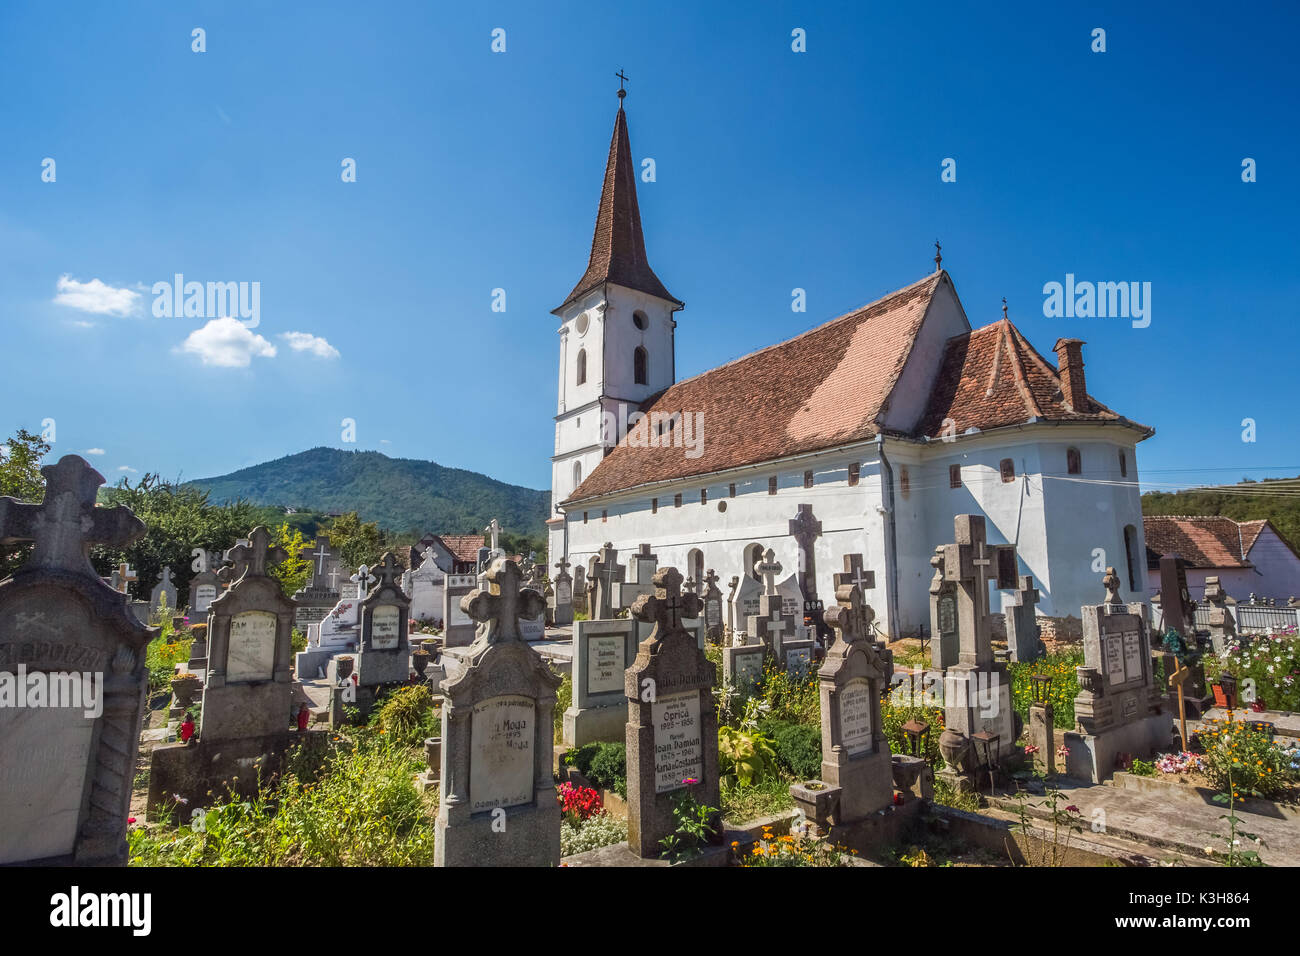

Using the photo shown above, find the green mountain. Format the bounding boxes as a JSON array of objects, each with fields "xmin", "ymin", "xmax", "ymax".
[{"xmin": 188, "ymin": 447, "xmax": 550, "ymax": 537}]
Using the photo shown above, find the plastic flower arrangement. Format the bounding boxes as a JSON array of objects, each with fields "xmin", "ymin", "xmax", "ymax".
[{"xmin": 556, "ymin": 782, "xmax": 603, "ymax": 823}]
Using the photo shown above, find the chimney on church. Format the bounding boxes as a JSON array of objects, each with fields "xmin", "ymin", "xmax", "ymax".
[{"xmin": 1052, "ymin": 338, "xmax": 1087, "ymax": 411}]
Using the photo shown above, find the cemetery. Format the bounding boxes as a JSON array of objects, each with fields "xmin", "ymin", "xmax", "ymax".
[
  {"xmin": 1, "ymin": 451, "xmax": 1297, "ymax": 871},
  {"xmin": 2, "ymin": 18, "xmax": 1296, "ymax": 934}
]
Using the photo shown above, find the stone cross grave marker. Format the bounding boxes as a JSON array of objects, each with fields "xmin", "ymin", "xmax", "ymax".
[
  {"xmin": 589, "ymin": 542, "xmax": 626, "ymax": 620},
  {"xmin": 625, "ymin": 566, "xmax": 720, "ymax": 858},
  {"xmin": 150, "ymin": 565, "xmax": 177, "ymax": 614},
  {"xmin": 614, "ymin": 542, "xmax": 657, "ymax": 613},
  {"xmin": 1203, "ymin": 576, "xmax": 1236, "ymax": 654},
  {"xmin": 1005, "ymin": 575, "xmax": 1043, "ymax": 662},
  {"xmin": 1063, "ymin": 568, "xmax": 1168, "ymax": 783},
  {"xmin": 572, "ymin": 564, "xmax": 587, "ymax": 615},
  {"xmin": 701, "ymin": 568, "xmax": 724, "ymax": 643},
  {"xmin": 0, "ymin": 455, "xmax": 153, "ymax": 865},
  {"xmin": 552, "ymin": 557, "xmax": 574, "ymax": 627},
  {"xmin": 789, "ymin": 504, "xmax": 831, "ymax": 639},
  {"xmin": 351, "ymin": 564, "xmax": 375, "ymax": 600},
  {"xmin": 435, "ymin": 557, "xmax": 561, "ymax": 867},
  {"xmin": 115, "ymin": 562, "xmax": 137, "ymax": 596},
  {"xmin": 796, "ymin": 577, "xmax": 892, "ymax": 825}
]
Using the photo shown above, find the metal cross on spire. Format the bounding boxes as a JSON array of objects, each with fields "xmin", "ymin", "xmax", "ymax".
[
  {"xmin": 934, "ymin": 240, "xmax": 942, "ymax": 272},
  {"xmin": 616, "ymin": 69, "xmax": 629, "ymax": 102},
  {"xmin": 462, "ymin": 555, "xmax": 545, "ymax": 645}
]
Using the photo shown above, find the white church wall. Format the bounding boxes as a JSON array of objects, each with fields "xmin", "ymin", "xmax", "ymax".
[
  {"xmin": 878, "ymin": 277, "xmax": 971, "ymax": 435},
  {"xmin": 561, "ymin": 445, "xmax": 888, "ymax": 628}
]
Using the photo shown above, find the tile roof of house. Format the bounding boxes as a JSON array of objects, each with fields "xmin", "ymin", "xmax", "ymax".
[
  {"xmin": 564, "ymin": 271, "xmax": 945, "ymax": 502},
  {"xmin": 555, "ymin": 106, "xmax": 681, "ymax": 313},
  {"xmin": 1142, "ymin": 516, "xmax": 1254, "ymax": 570},
  {"xmin": 430, "ymin": 534, "xmax": 485, "ymax": 564},
  {"xmin": 915, "ymin": 318, "xmax": 1152, "ymax": 438}
]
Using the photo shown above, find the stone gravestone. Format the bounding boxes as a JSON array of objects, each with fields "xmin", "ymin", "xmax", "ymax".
[
  {"xmin": 938, "ymin": 515, "xmax": 1017, "ymax": 782},
  {"xmin": 150, "ymin": 566, "xmax": 177, "ymax": 617},
  {"xmin": 572, "ymin": 564, "xmax": 587, "ymax": 616},
  {"xmin": 1063, "ymin": 568, "xmax": 1168, "ymax": 783},
  {"xmin": 331, "ymin": 552, "xmax": 411, "ymax": 723},
  {"xmin": 790, "ymin": 577, "xmax": 892, "ymax": 829},
  {"xmin": 1203, "ymin": 576, "xmax": 1237, "ymax": 654},
  {"xmin": 435, "ymin": 557, "xmax": 561, "ymax": 867},
  {"xmin": 1005, "ymin": 575, "xmax": 1044, "ymax": 662},
  {"xmin": 728, "ymin": 573, "xmax": 761, "ymax": 645},
  {"xmin": 149, "ymin": 526, "xmax": 295, "ymax": 818},
  {"xmin": 0, "ymin": 456, "xmax": 154, "ymax": 865},
  {"xmin": 788, "ymin": 503, "xmax": 831, "ymax": 640},
  {"xmin": 701, "ymin": 569, "xmax": 724, "ymax": 643},
  {"xmin": 518, "ymin": 562, "xmax": 547, "ymax": 641},
  {"xmin": 625, "ymin": 567, "xmax": 720, "ymax": 859},
  {"xmin": 775, "ymin": 574, "xmax": 809, "ymax": 643},
  {"xmin": 748, "ymin": 550, "xmax": 799, "ymax": 660},
  {"xmin": 441, "ymin": 573, "xmax": 479, "ymax": 648},
  {"xmin": 588, "ymin": 542, "xmax": 626, "ymax": 620},
  {"xmin": 552, "ymin": 558, "xmax": 574, "ymax": 627},
  {"xmin": 188, "ymin": 568, "xmax": 220, "ymax": 620},
  {"xmin": 929, "ymin": 546, "xmax": 959, "ymax": 669},
  {"xmin": 563, "ymin": 617, "xmax": 638, "ymax": 746},
  {"xmin": 408, "ymin": 548, "xmax": 445, "ymax": 623},
  {"xmin": 613, "ymin": 543, "xmax": 657, "ymax": 614},
  {"xmin": 722, "ymin": 642, "xmax": 766, "ymax": 693},
  {"xmin": 292, "ymin": 535, "xmax": 342, "ymax": 629}
]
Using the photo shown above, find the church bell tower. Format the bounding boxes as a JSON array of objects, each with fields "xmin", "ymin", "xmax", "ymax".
[{"xmin": 547, "ymin": 79, "xmax": 683, "ymax": 560}]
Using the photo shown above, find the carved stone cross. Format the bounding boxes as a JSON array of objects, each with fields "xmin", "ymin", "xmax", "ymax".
[
  {"xmin": 462, "ymin": 556, "xmax": 545, "ymax": 645},
  {"xmin": 352, "ymin": 564, "xmax": 375, "ymax": 598},
  {"xmin": 116, "ymin": 562, "xmax": 137, "ymax": 594},
  {"xmin": 756, "ymin": 548, "xmax": 782, "ymax": 595},
  {"xmin": 554, "ymin": 556, "xmax": 571, "ymax": 576},
  {"xmin": 836, "ymin": 553, "xmax": 876, "ymax": 595},
  {"xmin": 372, "ymin": 551, "xmax": 403, "ymax": 590},
  {"xmin": 225, "ymin": 526, "xmax": 288, "ymax": 580},
  {"xmin": 631, "ymin": 566, "xmax": 701, "ymax": 638},
  {"xmin": 826, "ymin": 581, "xmax": 875, "ymax": 647},
  {"xmin": 704, "ymin": 568, "xmax": 720, "ymax": 592},
  {"xmin": 788, "ymin": 504, "xmax": 822, "ymax": 598},
  {"xmin": 1103, "ymin": 566, "xmax": 1123, "ymax": 606},
  {"xmin": 0, "ymin": 455, "xmax": 145, "ymax": 579}
]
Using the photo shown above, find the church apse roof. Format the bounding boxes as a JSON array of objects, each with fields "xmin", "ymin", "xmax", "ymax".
[
  {"xmin": 563, "ymin": 271, "xmax": 944, "ymax": 503},
  {"xmin": 915, "ymin": 318, "xmax": 1153, "ymax": 439}
]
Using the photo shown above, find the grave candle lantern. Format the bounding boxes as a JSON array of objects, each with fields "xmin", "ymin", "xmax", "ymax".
[
  {"xmin": 901, "ymin": 718, "xmax": 930, "ymax": 762},
  {"xmin": 1031, "ymin": 673, "xmax": 1053, "ymax": 705}
]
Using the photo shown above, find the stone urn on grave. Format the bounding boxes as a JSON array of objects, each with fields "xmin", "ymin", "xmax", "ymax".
[{"xmin": 938, "ymin": 726, "xmax": 976, "ymax": 791}]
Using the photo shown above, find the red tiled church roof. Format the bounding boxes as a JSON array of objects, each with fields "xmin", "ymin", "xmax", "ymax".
[
  {"xmin": 916, "ymin": 318, "xmax": 1149, "ymax": 438},
  {"xmin": 565, "ymin": 272, "xmax": 944, "ymax": 502},
  {"xmin": 555, "ymin": 106, "xmax": 680, "ymax": 313}
]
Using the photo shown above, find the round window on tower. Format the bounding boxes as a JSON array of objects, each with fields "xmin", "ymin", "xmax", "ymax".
[
  {"xmin": 575, "ymin": 312, "xmax": 590, "ymax": 336},
  {"xmin": 633, "ymin": 310, "xmax": 648, "ymax": 330}
]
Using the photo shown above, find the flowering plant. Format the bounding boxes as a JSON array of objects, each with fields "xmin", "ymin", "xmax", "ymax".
[
  {"xmin": 556, "ymin": 782, "xmax": 603, "ymax": 823},
  {"xmin": 1155, "ymin": 751, "xmax": 1202, "ymax": 775}
]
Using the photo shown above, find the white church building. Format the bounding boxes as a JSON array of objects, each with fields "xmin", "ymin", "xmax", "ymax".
[{"xmin": 546, "ymin": 98, "xmax": 1155, "ymax": 638}]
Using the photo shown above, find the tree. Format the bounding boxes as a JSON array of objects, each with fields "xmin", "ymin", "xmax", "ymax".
[
  {"xmin": 0, "ymin": 429, "xmax": 52, "ymax": 577},
  {"xmin": 270, "ymin": 523, "xmax": 311, "ymax": 598},
  {"xmin": 325, "ymin": 511, "xmax": 387, "ymax": 570},
  {"xmin": 96, "ymin": 474, "xmax": 257, "ymax": 605}
]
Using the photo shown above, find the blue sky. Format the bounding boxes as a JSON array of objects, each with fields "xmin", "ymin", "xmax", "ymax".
[{"xmin": 2, "ymin": 1, "xmax": 1296, "ymax": 495}]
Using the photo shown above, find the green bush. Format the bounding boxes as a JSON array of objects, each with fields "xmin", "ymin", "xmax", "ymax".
[
  {"xmin": 554, "ymin": 673, "xmax": 572, "ymax": 743},
  {"xmin": 1129, "ymin": 758, "xmax": 1158, "ymax": 777},
  {"xmin": 564, "ymin": 741, "xmax": 627, "ymax": 798},
  {"xmin": 761, "ymin": 719, "xmax": 821, "ymax": 779},
  {"xmin": 757, "ymin": 662, "xmax": 820, "ymax": 726},
  {"xmin": 146, "ymin": 634, "xmax": 193, "ymax": 694},
  {"xmin": 373, "ymin": 685, "xmax": 439, "ymax": 749},
  {"xmin": 1201, "ymin": 716, "xmax": 1295, "ymax": 799},
  {"xmin": 1008, "ymin": 650, "xmax": 1082, "ymax": 730},
  {"xmin": 718, "ymin": 725, "xmax": 779, "ymax": 787}
]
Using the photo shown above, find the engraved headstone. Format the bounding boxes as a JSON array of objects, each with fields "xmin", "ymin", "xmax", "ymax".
[
  {"xmin": 0, "ymin": 456, "xmax": 153, "ymax": 865},
  {"xmin": 552, "ymin": 558, "xmax": 574, "ymax": 627},
  {"xmin": 149, "ymin": 566, "xmax": 177, "ymax": 615},
  {"xmin": 436, "ymin": 557, "xmax": 561, "ymax": 867},
  {"xmin": 442, "ymin": 573, "xmax": 479, "ymax": 647},
  {"xmin": 625, "ymin": 567, "xmax": 720, "ymax": 858},
  {"xmin": 563, "ymin": 617, "xmax": 638, "ymax": 747}
]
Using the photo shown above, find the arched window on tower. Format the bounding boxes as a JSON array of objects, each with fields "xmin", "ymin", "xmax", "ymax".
[
  {"xmin": 572, "ymin": 461, "xmax": 582, "ymax": 492},
  {"xmin": 634, "ymin": 346, "xmax": 648, "ymax": 386},
  {"xmin": 576, "ymin": 348, "xmax": 587, "ymax": 386}
]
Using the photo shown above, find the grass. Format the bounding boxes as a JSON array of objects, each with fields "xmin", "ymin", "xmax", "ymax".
[
  {"xmin": 128, "ymin": 728, "xmax": 436, "ymax": 866},
  {"xmin": 1009, "ymin": 649, "xmax": 1083, "ymax": 730},
  {"xmin": 721, "ymin": 775, "xmax": 795, "ymax": 822}
]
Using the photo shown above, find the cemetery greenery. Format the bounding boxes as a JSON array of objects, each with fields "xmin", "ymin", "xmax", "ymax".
[
  {"xmin": 1204, "ymin": 629, "xmax": 1300, "ymax": 713},
  {"xmin": 0, "ymin": 428, "xmax": 51, "ymax": 576},
  {"xmin": 130, "ymin": 691, "xmax": 441, "ymax": 866},
  {"xmin": 1008, "ymin": 649, "xmax": 1082, "ymax": 730}
]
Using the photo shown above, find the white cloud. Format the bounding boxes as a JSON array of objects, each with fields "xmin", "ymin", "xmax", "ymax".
[
  {"xmin": 179, "ymin": 316, "xmax": 276, "ymax": 368},
  {"xmin": 117, "ymin": 465, "xmax": 137, "ymax": 473},
  {"xmin": 280, "ymin": 331, "xmax": 340, "ymax": 360},
  {"xmin": 380, "ymin": 439, "xmax": 391, "ymax": 444},
  {"xmin": 71, "ymin": 320, "xmax": 95, "ymax": 329},
  {"xmin": 85, "ymin": 448, "xmax": 106, "ymax": 456},
  {"xmin": 54, "ymin": 275, "xmax": 140, "ymax": 316}
]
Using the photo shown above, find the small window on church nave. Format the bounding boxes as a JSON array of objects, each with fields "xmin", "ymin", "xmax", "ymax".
[
  {"xmin": 900, "ymin": 467, "xmax": 910, "ymax": 499},
  {"xmin": 1067, "ymin": 447, "xmax": 1082, "ymax": 475},
  {"xmin": 949, "ymin": 464, "xmax": 962, "ymax": 489},
  {"xmin": 1000, "ymin": 459, "xmax": 1015, "ymax": 483}
]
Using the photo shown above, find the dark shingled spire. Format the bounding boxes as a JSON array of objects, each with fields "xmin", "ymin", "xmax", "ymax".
[{"xmin": 555, "ymin": 105, "xmax": 681, "ymax": 313}]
